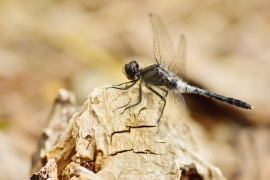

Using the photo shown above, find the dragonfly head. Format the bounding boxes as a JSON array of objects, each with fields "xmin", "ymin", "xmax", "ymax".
[{"xmin": 123, "ymin": 61, "xmax": 140, "ymax": 80}]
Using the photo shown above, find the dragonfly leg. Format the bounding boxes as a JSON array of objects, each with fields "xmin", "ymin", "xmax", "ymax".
[
  {"xmin": 145, "ymin": 85, "xmax": 166, "ymax": 123},
  {"xmin": 120, "ymin": 80, "xmax": 143, "ymax": 114},
  {"xmin": 107, "ymin": 79, "xmax": 138, "ymax": 90},
  {"xmin": 157, "ymin": 87, "xmax": 168, "ymax": 98},
  {"xmin": 116, "ymin": 79, "xmax": 138, "ymax": 86}
]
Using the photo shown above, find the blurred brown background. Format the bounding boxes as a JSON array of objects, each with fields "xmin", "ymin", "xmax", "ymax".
[{"xmin": 0, "ymin": 0, "xmax": 269, "ymax": 179}]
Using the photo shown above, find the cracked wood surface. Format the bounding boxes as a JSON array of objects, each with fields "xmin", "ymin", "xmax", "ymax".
[{"xmin": 31, "ymin": 85, "xmax": 226, "ymax": 180}]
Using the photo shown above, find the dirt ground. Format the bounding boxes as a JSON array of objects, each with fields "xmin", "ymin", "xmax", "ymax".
[{"xmin": 0, "ymin": 0, "xmax": 270, "ymax": 179}]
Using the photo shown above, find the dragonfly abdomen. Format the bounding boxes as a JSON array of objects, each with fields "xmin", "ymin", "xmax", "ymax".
[
  {"xmin": 202, "ymin": 89, "xmax": 252, "ymax": 109},
  {"xmin": 182, "ymin": 84, "xmax": 253, "ymax": 109}
]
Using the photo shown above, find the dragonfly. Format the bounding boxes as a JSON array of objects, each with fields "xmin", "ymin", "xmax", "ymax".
[{"xmin": 109, "ymin": 13, "xmax": 253, "ymax": 134}]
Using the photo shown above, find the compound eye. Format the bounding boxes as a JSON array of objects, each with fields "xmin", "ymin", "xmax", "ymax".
[{"xmin": 122, "ymin": 61, "xmax": 139, "ymax": 80}]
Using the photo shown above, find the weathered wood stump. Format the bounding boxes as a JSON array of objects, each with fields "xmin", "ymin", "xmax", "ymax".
[{"xmin": 30, "ymin": 86, "xmax": 226, "ymax": 180}]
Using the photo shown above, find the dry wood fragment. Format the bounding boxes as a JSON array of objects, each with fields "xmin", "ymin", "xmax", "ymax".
[
  {"xmin": 31, "ymin": 85, "xmax": 226, "ymax": 180},
  {"xmin": 30, "ymin": 158, "xmax": 58, "ymax": 180},
  {"xmin": 31, "ymin": 89, "xmax": 77, "ymax": 174}
]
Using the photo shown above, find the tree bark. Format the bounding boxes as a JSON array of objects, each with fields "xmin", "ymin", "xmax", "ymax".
[{"xmin": 30, "ymin": 85, "xmax": 226, "ymax": 180}]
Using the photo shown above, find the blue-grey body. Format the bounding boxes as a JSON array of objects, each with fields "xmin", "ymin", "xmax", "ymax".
[{"xmin": 109, "ymin": 13, "xmax": 252, "ymax": 127}]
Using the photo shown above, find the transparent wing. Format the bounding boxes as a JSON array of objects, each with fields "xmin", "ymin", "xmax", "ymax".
[
  {"xmin": 165, "ymin": 90, "xmax": 197, "ymax": 150},
  {"xmin": 168, "ymin": 35, "xmax": 187, "ymax": 81},
  {"xmin": 158, "ymin": 89, "xmax": 185, "ymax": 138},
  {"xmin": 149, "ymin": 13, "xmax": 174, "ymax": 68},
  {"xmin": 167, "ymin": 89, "xmax": 186, "ymax": 136}
]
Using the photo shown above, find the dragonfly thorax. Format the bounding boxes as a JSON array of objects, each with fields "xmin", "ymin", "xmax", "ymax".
[
  {"xmin": 123, "ymin": 61, "xmax": 141, "ymax": 80},
  {"xmin": 164, "ymin": 77, "xmax": 178, "ymax": 90}
]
